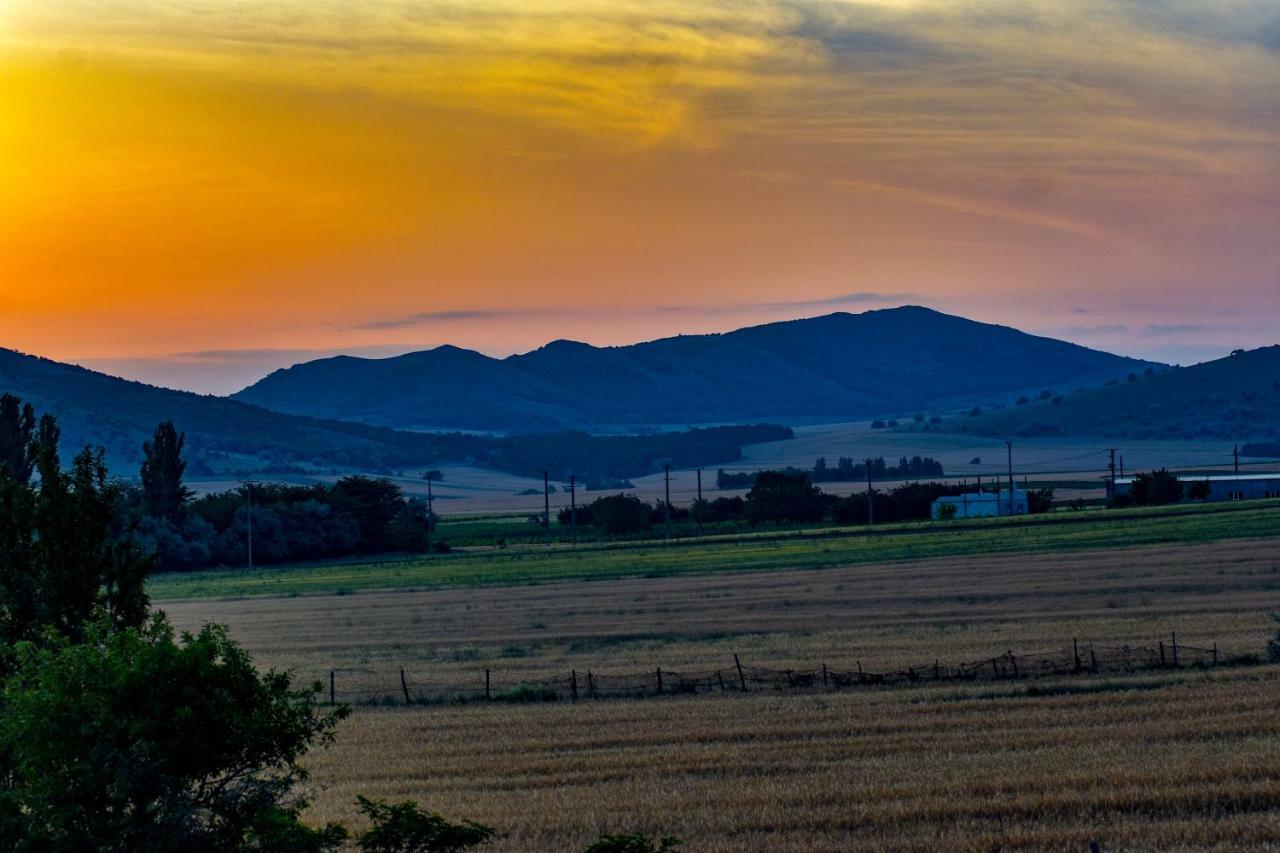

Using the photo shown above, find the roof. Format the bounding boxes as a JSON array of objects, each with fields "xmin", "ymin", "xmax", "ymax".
[
  {"xmin": 1114, "ymin": 473, "xmax": 1280, "ymax": 485},
  {"xmin": 932, "ymin": 490, "xmax": 1021, "ymax": 504}
]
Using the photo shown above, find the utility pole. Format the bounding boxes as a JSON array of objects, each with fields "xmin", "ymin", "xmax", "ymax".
[
  {"xmin": 569, "ymin": 474, "xmax": 577, "ymax": 544},
  {"xmin": 421, "ymin": 471, "xmax": 439, "ymax": 555},
  {"xmin": 865, "ymin": 458, "xmax": 875, "ymax": 526},
  {"xmin": 238, "ymin": 479, "xmax": 258, "ymax": 572},
  {"xmin": 1120, "ymin": 455, "xmax": 1125, "ymax": 479},
  {"xmin": 1106, "ymin": 448, "xmax": 1118, "ymax": 501},
  {"xmin": 663, "ymin": 463, "xmax": 672, "ymax": 538},
  {"xmin": 1234, "ymin": 444, "xmax": 1240, "ymax": 475},
  {"xmin": 696, "ymin": 468, "xmax": 703, "ymax": 503},
  {"xmin": 1006, "ymin": 441, "xmax": 1015, "ymax": 515},
  {"xmin": 542, "ymin": 470, "xmax": 551, "ymax": 546}
]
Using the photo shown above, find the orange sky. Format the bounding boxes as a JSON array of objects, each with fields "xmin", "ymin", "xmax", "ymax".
[{"xmin": 2, "ymin": 0, "xmax": 1278, "ymax": 393}]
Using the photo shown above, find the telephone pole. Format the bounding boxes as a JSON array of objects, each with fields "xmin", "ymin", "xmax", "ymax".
[
  {"xmin": 542, "ymin": 470, "xmax": 551, "ymax": 546},
  {"xmin": 421, "ymin": 471, "xmax": 439, "ymax": 555},
  {"xmin": 568, "ymin": 474, "xmax": 577, "ymax": 544},
  {"xmin": 238, "ymin": 479, "xmax": 258, "ymax": 572},
  {"xmin": 865, "ymin": 458, "xmax": 875, "ymax": 526},
  {"xmin": 696, "ymin": 468, "xmax": 703, "ymax": 503},
  {"xmin": 1006, "ymin": 441, "xmax": 1015, "ymax": 515},
  {"xmin": 663, "ymin": 463, "xmax": 672, "ymax": 538},
  {"xmin": 1106, "ymin": 448, "xmax": 1118, "ymax": 501},
  {"xmin": 1119, "ymin": 455, "xmax": 1125, "ymax": 479},
  {"xmin": 1234, "ymin": 444, "xmax": 1240, "ymax": 475}
]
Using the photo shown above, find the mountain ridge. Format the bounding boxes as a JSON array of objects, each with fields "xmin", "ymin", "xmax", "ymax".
[{"xmin": 233, "ymin": 306, "xmax": 1160, "ymax": 432}]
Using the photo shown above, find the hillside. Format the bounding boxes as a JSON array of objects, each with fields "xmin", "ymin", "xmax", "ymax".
[
  {"xmin": 233, "ymin": 307, "xmax": 1157, "ymax": 431},
  {"xmin": 946, "ymin": 346, "xmax": 1280, "ymax": 442},
  {"xmin": 0, "ymin": 349, "xmax": 791, "ymax": 480}
]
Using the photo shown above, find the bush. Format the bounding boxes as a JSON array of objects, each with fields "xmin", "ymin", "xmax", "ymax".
[
  {"xmin": 870, "ymin": 419, "xmax": 887, "ymax": 429},
  {"xmin": 1269, "ymin": 615, "xmax": 1280, "ymax": 664},
  {"xmin": 585, "ymin": 832, "xmax": 682, "ymax": 853},
  {"xmin": 1128, "ymin": 469, "xmax": 1184, "ymax": 506},
  {"xmin": 355, "ymin": 797, "xmax": 494, "ymax": 852},
  {"xmin": 0, "ymin": 617, "xmax": 348, "ymax": 851}
]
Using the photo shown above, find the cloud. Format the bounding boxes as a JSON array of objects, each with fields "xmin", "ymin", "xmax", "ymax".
[
  {"xmin": 657, "ymin": 292, "xmax": 920, "ymax": 315},
  {"xmin": 1143, "ymin": 323, "xmax": 1211, "ymax": 335},
  {"xmin": 353, "ymin": 310, "xmax": 518, "ymax": 331},
  {"xmin": 1044, "ymin": 324, "xmax": 1130, "ymax": 336}
]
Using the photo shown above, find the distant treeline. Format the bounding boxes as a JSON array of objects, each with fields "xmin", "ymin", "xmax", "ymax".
[
  {"xmin": 558, "ymin": 471, "xmax": 1052, "ymax": 535},
  {"xmin": 716, "ymin": 455, "xmax": 944, "ymax": 490}
]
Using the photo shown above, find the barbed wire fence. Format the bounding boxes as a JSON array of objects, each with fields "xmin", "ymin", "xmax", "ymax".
[{"xmin": 319, "ymin": 633, "xmax": 1253, "ymax": 708}]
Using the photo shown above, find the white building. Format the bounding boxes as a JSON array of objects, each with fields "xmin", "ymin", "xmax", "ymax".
[{"xmin": 932, "ymin": 488, "xmax": 1027, "ymax": 520}]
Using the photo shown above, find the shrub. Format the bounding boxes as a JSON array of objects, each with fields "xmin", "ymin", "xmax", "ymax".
[
  {"xmin": 1269, "ymin": 615, "xmax": 1280, "ymax": 664},
  {"xmin": 870, "ymin": 419, "xmax": 887, "ymax": 429},
  {"xmin": 355, "ymin": 797, "xmax": 494, "ymax": 852},
  {"xmin": 585, "ymin": 832, "xmax": 682, "ymax": 853}
]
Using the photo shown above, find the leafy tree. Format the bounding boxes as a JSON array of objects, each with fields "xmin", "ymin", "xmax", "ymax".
[
  {"xmin": 0, "ymin": 618, "xmax": 349, "ymax": 852},
  {"xmin": 1128, "ymin": 469, "xmax": 1184, "ymax": 506},
  {"xmin": 0, "ymin": 439, "xmax": 150, "ymax": 647},
  {"xmin": 585, "ymin": 494, "xmax": 652, "ymax": 535},
  {"xmin": 0, "ymin": 393, "xmax": 37, "ymax": 484},
  {"xmin": 141, "ymin": 420, "xmax": 192, "ymax": 521},
  {"xmin": 355, "ymin": 797, "xmax": 493, "ymax": 852},
  {"xmin": 330, "ymin": 476, "xmax": 407, "ymax": 552},
  {"xmin": 744, "ymin": 471, "xmax": 828, "ymax": 524},
  {"xmin": 1027, "ymin": 488, "xmax": 1055, "ymax": 514},
  {"xmin": 585, "ymin": 832, "xmax": 681, "ymax": 853}
]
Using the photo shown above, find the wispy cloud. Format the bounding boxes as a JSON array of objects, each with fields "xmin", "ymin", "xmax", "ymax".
[
  {"xmin": 1143, "ymin": 323, "xmax": 1211, "ymax": 335},
  {"xmin": 659, "ymin": 292, "xmax": 919, "ymax": 315},
  {"xmin": 353, "ymin": 310, "xmax": 518, "ymax": 331}
]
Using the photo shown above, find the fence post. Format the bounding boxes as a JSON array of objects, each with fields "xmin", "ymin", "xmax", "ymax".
[
  {"xmin": 587, "ymin": 670, "xmax": 595, "ymax": 699},
  {"xmin": 485, "ymin": 668, "xmax": 491, "ymax": 702},
  {"xmin": 717, "ymin": 671, "xmax": 726, "ymax": 691},
  {"xmin": 1008, "ymin": 651, "xmax": 1019, "ymax": 679},
  {"xmin": 400, "ymin": 669, "xmax": 411, "ymax": 706},
  {"xmin": 1090, "ymin": 646, "xmax": 1098, "ymax": 673},
  {"xmin": 1212, "ymin": 642, "xmax": 1218, "ymax": 666},
  {"xmin": 1073, "ymin": 638, "xmax": 1081, "ymax": 671},
  {"xmin": 570, "ymin": 670, "xmax": 578, "ymax": 702},
  {"xmin": 329, "ymin": 670, "xmax": 336, "ymax": 705},
  {"xmin": 1171, "ymin": 631, "xmax": 1178, "ymax": 667},
  {"xmin": 656, "ymin": 668, "xmax": 663, "ymax": 695},
  {"xmin": 822, "ymin": 663, "xmax": 828, "ymax": 688},
  {"xmin": 857, "ymin": 660, "xmax": 864, "ymax": 684},
  {"xmin": 992, "ymin": 657, "xmax": 1000, "ymax": 678},
  {"xmin": 933, "ymin": 659, "xmax": 940, "ymax": 680},
  {"xmin": 1159, "ymin": 641, "xmax": 1166, "ymax": 667},
  {"xmin": 734, "ymin": 655, "xmax": 747, "ymax": 691}
]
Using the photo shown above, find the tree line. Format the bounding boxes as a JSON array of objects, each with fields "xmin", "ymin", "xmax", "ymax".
[{"xmin": 716, "ymin": 455, "xmax": 944, "ymax": 490}]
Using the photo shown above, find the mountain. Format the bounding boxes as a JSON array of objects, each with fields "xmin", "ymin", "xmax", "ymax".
[
  {"xmin": 0, "ymin": 349, "xmax": 791, "ymax": 480},
  {"xmin": 233, "ymin": 307, "xmax": 1159, "ymax": 432},
  {"xmin": 950, "ymin": 346, "xmax": 1280, "ymax": 442}
]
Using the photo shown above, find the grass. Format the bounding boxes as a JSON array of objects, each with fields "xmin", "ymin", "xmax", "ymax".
[{"xmin": 150, "ymin": 499, "xmax": 1280, "ymax": 600}]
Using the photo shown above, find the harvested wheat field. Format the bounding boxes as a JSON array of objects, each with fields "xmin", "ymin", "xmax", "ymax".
[
  {"xmin": 164, "ymin": 534, "xmax": 1280, "ymax": 849},
  {"xmin": 300, "ymin": 667, "xmax": 1280, "ymax": 851}
]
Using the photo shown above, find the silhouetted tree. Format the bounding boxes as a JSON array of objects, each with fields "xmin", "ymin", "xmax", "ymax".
[
  {"xmin": 744, "ymin": 471, "xmax": 828, "ymax": 524},
  {"xmin": 141, "ymin": 421, "xmax": 191, "ymax": 521},
  {"xmin": 0, "ymin": 393, "xmax": 37, "ymax": 485},
  {"xmin": 1129, "ymin": 469, "xmax": 1184, "ymax": 506}
]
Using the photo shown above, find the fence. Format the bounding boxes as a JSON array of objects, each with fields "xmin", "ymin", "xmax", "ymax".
[{"xmin": 321, "ymin": 633, "xmax": 1249, "ymax": 707}]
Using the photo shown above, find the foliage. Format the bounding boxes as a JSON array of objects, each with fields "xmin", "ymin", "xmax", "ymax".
[
  {"xmin": 1187, "ymin": 479, "xmax": 1212, "ymax": 501},
  {"xmin": 141, "ymin": 420, "xmax": 192, "ymax": 521},
  {"xmin": 1027, "ymin": 488, "xmax": 1056, "ymax": 514},
  {"xmin": 1128, "ymin": 469, "xmax": 1184, "ymax": 506},
  {"xmin": 719, "ymin": 455, "xmax": 944, "ymax": 490},
  {"xmin": 559, "ymin": 494, "xmax": 654, "ymax": 535},
  {"xmin": 585, "ymin": 832, "xmax": 682, "ymax": 853},
  {"xmin": 1269, "ymin": 614, "xmax": 1280, "ymax": 664},
  {"xmin": 0, "ymin": 616, "xmax": 349, "ymax": 851},
  {"xmin": 744, "ymin": 471, "xmax": 830, "ymax": 524},
  {"xmin": 0, "ymin": 393, "xmax": 37, "ymax": 484},
  {"xmin": 0, "ymin": 416, "xmax": 150, "ymax": 646},
  {"xmin": 355, "ymin": 797, "xmax": 494, "ymax": 852}
]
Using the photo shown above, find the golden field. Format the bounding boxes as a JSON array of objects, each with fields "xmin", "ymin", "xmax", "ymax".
[{"xmin": 164, "ymin": 535, "xmax": 1280, "ymax": 849}]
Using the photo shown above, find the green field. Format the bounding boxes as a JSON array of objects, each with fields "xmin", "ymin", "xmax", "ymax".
[{"xmin": 149, "ymin": 499, "xmax": 1280, "ymax": 601}]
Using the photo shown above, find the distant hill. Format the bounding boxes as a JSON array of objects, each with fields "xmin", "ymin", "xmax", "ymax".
[
  {"xmin": 0, "ymin": 348, "xmax": 790, "ymax": 480},
  {"xmin": 233, "ymin": 307, "xmax": 1157, "ymax": 431},
  {"xmin": 947, "ymin": 347, "xmax": 1280, "ymax": 442}
]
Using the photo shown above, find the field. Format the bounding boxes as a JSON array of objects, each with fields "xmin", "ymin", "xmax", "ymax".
[{"xmin": 160, "ymin": 501, "xmax": 1280, "ymax": 850}]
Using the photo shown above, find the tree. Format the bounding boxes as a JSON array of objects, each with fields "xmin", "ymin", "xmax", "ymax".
[
  {"xmin": 0, "ymin": 617, "xmax": 349, "ymax": 852},
  {"xmin": 0, "ymin": 438, "xmax": 150, "ymax": 647},
  {"xmin": 744, "ymin": 471, "xmax": 828, "ymax": 524},
  {"xmin": 354, "ymin": 797, "xmax": 493, "ymax": 852},
  {"xmin": 141, "ymin": 421, "xmax": 192, "ymax": 521},
  {"xmin": 1269, "ymin": 614, "xmax": 1280, "ymax": 663},
  {"xmin": 585, "ymin": 494, "xmax": 652, "ymax": 535},
  {"xmin": 1128, "ymin": 469, "xmax": 1184, "ymax": 506},
  {"xmin": 0, "ymin": 393, "xmax": 37, "ymax": 484}
]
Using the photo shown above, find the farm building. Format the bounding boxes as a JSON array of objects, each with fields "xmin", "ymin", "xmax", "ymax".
[
  {"xmin": 932, "ymin": 488, "xmax": 1027, "ymax": 520},
  {"xmin": 1112, "ymin": 473, "xmax": 1280, "ymax": 503}
]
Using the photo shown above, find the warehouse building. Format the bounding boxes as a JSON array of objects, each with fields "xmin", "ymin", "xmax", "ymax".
[
  {"xmin": 1112, "ymin": 473, "xmax": 1280, "ymax": 503},
  {"xmin": 932, "ymin": 487, "xmax": 1027, "ymax": 520}
]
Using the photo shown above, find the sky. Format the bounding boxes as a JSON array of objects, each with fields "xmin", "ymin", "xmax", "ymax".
[{"xmin": 2, "ymin": 0, "xmax": 1278, "ymax": 395}]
